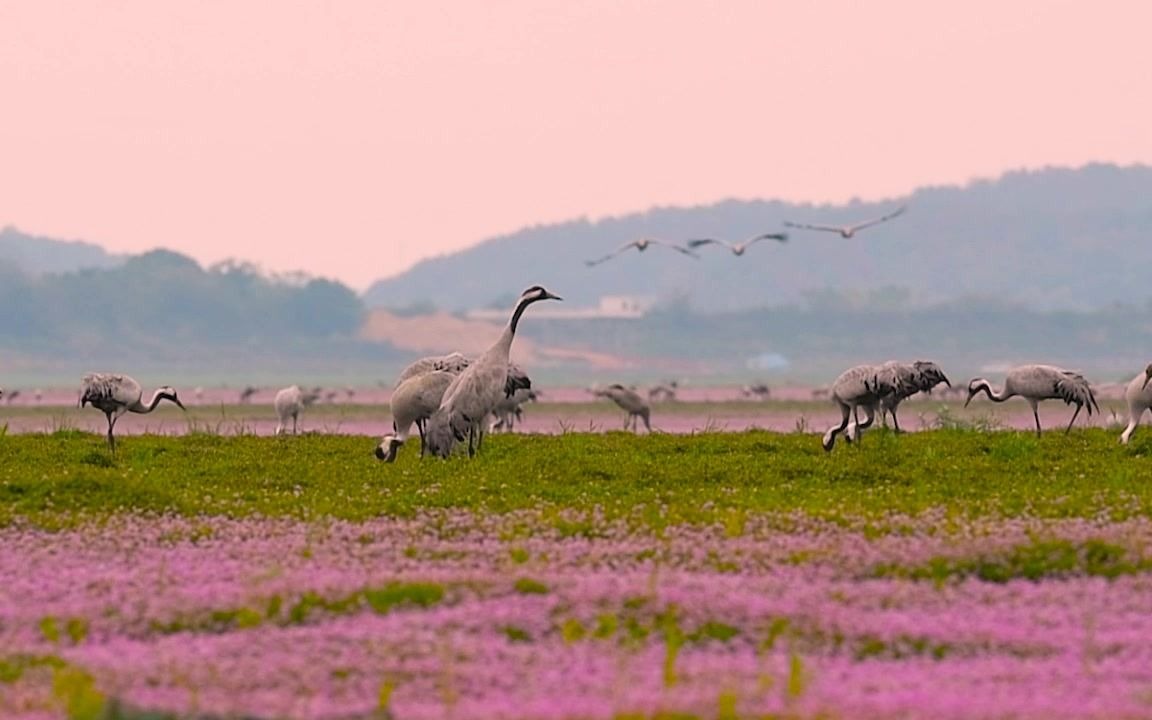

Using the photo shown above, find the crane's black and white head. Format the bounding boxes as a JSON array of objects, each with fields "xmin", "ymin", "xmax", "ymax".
[
  {"xmin": 518, "ymin": 285, "xmax": 563, "ymax": 304},
  {"xmin": 158, "ymin": 386, "xmax": 186, "ymax": 410},
  {"xmin": 1143, "ymin": 363, "xmax": 1152, "ymax": 391},
  {"xmin": 374, "ymin": 433, "xmax": 403, "ymax": 463},
  {"xmin": 964, "ymin": 378, "xmax": 989, "ymax": 407}
]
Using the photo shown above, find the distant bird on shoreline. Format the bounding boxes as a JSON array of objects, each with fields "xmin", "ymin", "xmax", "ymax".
[
  {"xmin": 593, "ymin": 384, "xmax": 652, "ymax": 433},
  {"xmin": 585, "ymin": 238, "xmax": 698, "ymax": 266},
  {"xmin": 784, "ymin": 205, "xmax": 907, "ymax": 238},
  {"xmin": 687, "ymin": 232, "xmax": 788, "ymax": 256},
  {"xmin": 79, "ymin": 373, "xmax": 185, "ymax": 451}
]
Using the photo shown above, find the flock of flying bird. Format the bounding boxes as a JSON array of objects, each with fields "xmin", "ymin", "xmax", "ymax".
[
  {"xmin": 10, "ymin": 205, "xmax": 1152, "ymax": 457},
  {"xmin": 584, "ymin": 205, "xmax": 907, "ymax": 265}
]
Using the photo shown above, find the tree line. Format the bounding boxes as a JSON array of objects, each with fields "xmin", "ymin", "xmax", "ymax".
[{"xmin": 0, "ymin": 249, "xmax": 365, "ymax": 349}]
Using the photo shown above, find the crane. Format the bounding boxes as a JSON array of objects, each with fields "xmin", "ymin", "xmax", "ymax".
[
  {"xmin": 79, "ymin": 373, "xmax": 185, "ymax": 451},
  {"xmin": 964, "ymin": 364, "xmax": 1098, "ymax": 436},
  {"xmin": 784, "ymin": 205, "xmax": 907, "ymax": 238}
]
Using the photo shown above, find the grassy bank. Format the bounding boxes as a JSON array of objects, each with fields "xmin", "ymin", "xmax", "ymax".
[{"xmin": 1, "ymin": 429, "xmax": 1150, "ymax": 528}]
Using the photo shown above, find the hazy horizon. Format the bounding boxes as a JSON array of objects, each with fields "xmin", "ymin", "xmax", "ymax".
[{"xmin": 3, "ymin": 1, "xmax": 1151, "ymax": 289}]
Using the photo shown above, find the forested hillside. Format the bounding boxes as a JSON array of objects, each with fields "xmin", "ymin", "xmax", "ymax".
[{"xmin": 0, "ymin": 249, "xmax": 364, "ymax": 350}]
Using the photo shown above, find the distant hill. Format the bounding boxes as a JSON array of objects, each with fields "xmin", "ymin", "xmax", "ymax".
[
  {"xmin": 363, "ymin": 163, "xmax": 1152, "ymax": 312},
  {"xmin": 0, "ymin": 225, "xmax": 123, "ymax": 275}
]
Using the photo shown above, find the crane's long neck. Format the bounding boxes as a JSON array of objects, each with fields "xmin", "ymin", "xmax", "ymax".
[
  {"xmin": 975, "ymin": 380, "xmax": 1012, "ymax": 402},
  {"xmin": 130, "ymin": 390, "xmax": 171, "ymax": 414},
  {"xmin": 508, "ymin": 295, "xmax": 537, "ymax": 335}
]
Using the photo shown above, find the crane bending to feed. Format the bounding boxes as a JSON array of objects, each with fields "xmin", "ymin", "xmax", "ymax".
[
  {"xmin": 585, "ymin": 238, "xmax": 697, "ymax": 266},
  {"xmin": 79, "ymin": 373, "xmax": 186, "ymax": 451},
  {"xmin": 784, "ymin": 205, "xmax": 907, "ymax": 238},
  {"xmin": 964, "ymin": 364, "xmax": 1099, "ymax": 436},
  {"xmin": 822, "ymin": 363, "xmax": 909, "ymax": 451},
  {"xmin": 845, "ymin": 360, "xmax": 951, "ymax": 436},
  {"xmin": 376, "ymin": 370, "xmax": 457, "ymax": 462},
  {"xmin": 686, "ymin": 232, "xmax": 788, "ymax": 256},
  {"xmin": 425, "ymin": 285, "xmax": 561, "ymax": 458}
]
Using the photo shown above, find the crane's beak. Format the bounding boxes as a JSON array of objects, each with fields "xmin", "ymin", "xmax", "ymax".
[
  {"xmin": 943, "ymin": 377, "xmax": 952, "ymax": 388},
  {"xmin": 544, "ymin": 291, "xmax": 563, "ymax": 301},
  {"xmin": 963, "ymin": 391, "xmax": 975, "ymax": 408},
  {"xmin": 174, "ymin": 397, "xmax": 187, "ymax": 411}
]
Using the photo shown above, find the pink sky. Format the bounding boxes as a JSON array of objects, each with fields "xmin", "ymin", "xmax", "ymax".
[{"xmin": 2, "ymin": 1, "xmax": 1150, "ymax": 289}]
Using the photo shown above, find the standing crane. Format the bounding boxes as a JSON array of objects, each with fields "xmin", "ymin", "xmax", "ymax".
[
  {"xmin": 686, "ymin": 232, "xmax": 788, "ymax": 255},
  {"xmin": 1117, "ymin": 363, "xmax": 1152, "ymax": 444},
  {"xmin": 964, "ymin": 364, "xmax": 1099, "ymax": 436},
  {"xmin": 784, "ymin": 205, "xmax": 907, "ymax": 238},
  {"xmin": 594, "ymin": 384, "xmax": 652, "ymax": 433},
  {"xmin": 386, "ymin": 354, "xmax": 529, "ymax": 462},
  {"xmin": 425, "ymin": 286, "xmax": 561, "ymax": 458},
  {"xmin": 79, "ymin": 373, "xmax": 186, "ymax": 451},
  {"xmin": 273, "ymin": 385, "xmax": 320, "ymax": 435}
]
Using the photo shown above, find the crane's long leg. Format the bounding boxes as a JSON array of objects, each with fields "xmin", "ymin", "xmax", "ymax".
[
  {"xmin": 822, "ymin": 402, "xmax": 852, "ymax": 452},
  {"xmin": 292, "ymin": 412, "xmax": 298, "ymax": 435},
  {"xmin": 640, "ymin": 409, "xmax": 651, "ymax": 433},
  {"xmin": 854, "ymin": 404, "xmax": 877, "ymax": 444},
  {"xmin": 467, "ymin": 424, "xmax": 477, "ymax": 458},
  {"xmin": 105, "ymin": 411, "xmax": 118, "ymax": 452},
  {"xmin": 1030, "ymin": 400, "xmax": 1042, "ymax": 437},
  {"xmin": 851, "ymin": 404, "xmax": 866, "ymax": 443},
  {"xmin": 1121, "ymin": 403, "xmax": 1144, "ymax": 445},
  {"xmin": 1065, "ymin": 404, "xmax": 1082, "ymax": 434},
  {"xmin": 891, "ymin": 406, "xmax": 902, "ymax": 434},
  {"xmin": 417, "ymin": 419, "xmax": 427, "ymax": 458}
]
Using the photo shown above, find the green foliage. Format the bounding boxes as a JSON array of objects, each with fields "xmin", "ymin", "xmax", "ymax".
[
  {"xmin": 3, "ymin": 429, "xmax": 1152, "ymax": 529},
  {"xmin": 513, "ymin": 578, "xmax": 550, "ymax": 595},
  {"xmin": 873, "ymin": 538, "xmax": 1147, "ymax": 583}
]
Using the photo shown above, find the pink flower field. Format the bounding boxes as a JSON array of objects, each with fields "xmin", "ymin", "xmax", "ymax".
[{"xmin": 3, "ymin": 511, "xmax": 1152, "ymax": 719}]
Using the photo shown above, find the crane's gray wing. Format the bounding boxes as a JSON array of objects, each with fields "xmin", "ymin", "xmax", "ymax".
[
  {"xmin": 649, "ymin": 240, "xmax": 700, "ymax": 258},
  {"xmin": 849, "ymin": 205, "xmax": 907, "ymax": 232},
  {"xmin": 686, "ymin": 238, "xmax": 726, "ymax": 249},
  {"xmin": 80, "ymin": 373, "xmax": 138, "ymax": 407},
  {"xmin": 585, "ymin": 241, "xmax": 639, "ymax": 266},
  {"xmin": 782, "ymin": 220, "xmax": 844, "ymax": 233},
  {"xmin": 1054, "ymin": 372, "xmax": 1099, "ymax": 414},
  {"xmin": 504, "ymin": 363, "xmax": 532, "ymax": 397},
  {"xmin": 746, "ymin": 232, "xmax": 789, "ymax": 245}
]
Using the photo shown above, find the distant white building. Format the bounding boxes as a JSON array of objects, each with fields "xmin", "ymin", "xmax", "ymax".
[{"xmin": 467, "ymin": 295, "xmax": 654, "ymax": 321}]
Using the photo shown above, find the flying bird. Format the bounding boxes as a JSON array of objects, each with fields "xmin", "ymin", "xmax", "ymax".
[
  {"xmin": 686, "ymin": 232, "xmax": 788, "ymax": 256},
  {"xmin": 79, "ymin": 373, "xmax": 186, "ymax": 451},
  {"xmin": 784, "ymin": 205, "xmax": 907, "ymax": 238},
  {"xmin": 585, "ymin": 238, "xmax": 698, "ymax": 266}
]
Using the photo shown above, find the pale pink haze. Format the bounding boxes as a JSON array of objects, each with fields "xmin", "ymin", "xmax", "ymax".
[{"xmin": 2, "ymin": 1, "xmax": 1149, "ymax": 289}]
